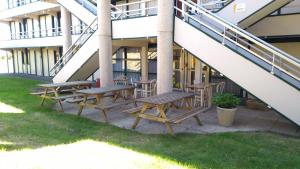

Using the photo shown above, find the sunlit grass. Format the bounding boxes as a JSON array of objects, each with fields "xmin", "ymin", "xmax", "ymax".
[
  {"xmin": 0, "ymin": 102, "xmax": 24, "ymax": 114},
  {"xmin": 0, "ymin": 140, "xmax": 194, "ymax": 169}
]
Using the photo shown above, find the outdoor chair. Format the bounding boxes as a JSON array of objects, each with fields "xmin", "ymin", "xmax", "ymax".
[
  {"xmin": 144, "ymin": 79, "xmax": 157, "ymax": 97},
  {"xmin": 131, "ymin": 77, "xmax": 143, "ymax": 98},
  {"xmin": 194, "ymin": 84, "xmax": 211, "ymax": 108},
  {"xmin": 216, "ymin": 81, "xmax": 225, "ymax": 94}
]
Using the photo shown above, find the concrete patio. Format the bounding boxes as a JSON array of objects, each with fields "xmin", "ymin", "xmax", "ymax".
[{"xmin": 55, "ymin": 98, "xmax": 300, "ymax": 137}]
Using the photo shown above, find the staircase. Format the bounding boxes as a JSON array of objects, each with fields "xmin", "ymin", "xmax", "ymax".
[
  {"xmin": 57, "ymin": 0, "xmax": 96, "ymax": 24},
  {"xmin": 174, "ymin": 0, "xmax": 300, "ymax": 126}
]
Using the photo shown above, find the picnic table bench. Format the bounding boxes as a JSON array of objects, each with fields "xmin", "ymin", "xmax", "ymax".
[
  {"xmin": 76, "ymin": 85, "xmax": 135, "ymax": 121},
  {"xmin": 131, "ymin": 92, "xmax": 208, "ymax": 135},
  {"xmin": 34, "ymin": 81, "xmax": 94, "ymax": 111},
  {"xmin": 95, "ymin": 100, "xmax": 135, "ymax": 122}
]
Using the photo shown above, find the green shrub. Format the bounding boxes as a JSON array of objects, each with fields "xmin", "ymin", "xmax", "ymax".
[{"xmin": 212, "ymin": 93, "xmax": 241, "ymax": 109}]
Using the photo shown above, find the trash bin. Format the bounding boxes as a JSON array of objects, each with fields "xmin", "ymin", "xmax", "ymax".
[{"xmin": 96, "ymin": 78, "xmax": 101, "ymax": 88}]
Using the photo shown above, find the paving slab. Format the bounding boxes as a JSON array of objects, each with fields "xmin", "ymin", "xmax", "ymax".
[{"xmin": 55, "ymin": 98, "xmax": 300, "ymax": 137}]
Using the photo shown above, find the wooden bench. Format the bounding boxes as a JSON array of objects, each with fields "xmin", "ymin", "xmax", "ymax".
[
  {"xmin": 94, "ymin": 100, "xmax": 135, "ymax": 122},
  {"xmin": 169, "ymin": 107, "xmax": 209, "ymax": 125},
  {"xmin": 122, "ymin": 106, "xmax": 143, "ymax": 114},
  {"xmin": 65, "ymin": 96, "xmax": 97, "ymax": 104},
  {"xmin": 30, "ymin": 88, "xmax": 76, "ymax": 96},
  {"xmin": 52, "ymin": 93, "xmax": 84, "ymax": 101},
  {"xmin": 30, "ymin": 91, "xmax": 55, "ymax": 96}
]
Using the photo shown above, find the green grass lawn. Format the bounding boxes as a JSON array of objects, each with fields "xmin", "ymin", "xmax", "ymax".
[{"xmin": 0, "ymin": 76, "xmax": 300, "ymax": 169}]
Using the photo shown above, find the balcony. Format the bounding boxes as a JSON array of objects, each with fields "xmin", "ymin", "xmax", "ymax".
[{"xmin": 0, "ymin": 0, "xmax": 60, "ymax": 21}]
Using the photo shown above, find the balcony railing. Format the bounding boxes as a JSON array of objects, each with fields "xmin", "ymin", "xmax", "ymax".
[
  {"xmin": 7, "ymin": 0, "xmax": 41, "ymax": 9},
  {"xmin": 9, "ymin": 25, "xmax": 86, "ymax": 40},
  {"xmin": 111, "ymin": 0, "xmax": 157, "ymax": 20}
]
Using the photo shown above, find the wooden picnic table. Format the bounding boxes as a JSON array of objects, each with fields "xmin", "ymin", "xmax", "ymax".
[
  {"xmin": 132, "ymin": 92, "xmax": 205, "ymax": 135},
  {"xmin": 35, "ymin": 81, "xmax": 94, "ymax": 111},
  {"xmin": 76, "ymin": 85, "xmax": 135, "ymax": 120}
]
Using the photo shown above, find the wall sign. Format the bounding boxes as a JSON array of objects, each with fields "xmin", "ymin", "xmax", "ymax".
[{"xmin": 234, "ymin": 3, "xmax": 246, "ymax": 13}]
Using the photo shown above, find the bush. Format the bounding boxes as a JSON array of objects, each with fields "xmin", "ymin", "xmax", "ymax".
[{"xmin": 212, "ymin": 93, "xmax": 241, "ymax": 109}]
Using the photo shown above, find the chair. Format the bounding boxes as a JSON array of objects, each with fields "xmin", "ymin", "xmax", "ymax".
[
  {"xmin": 216, "ymin": 81, "xmax": 225, "ymax": 94},
  {"xmin": 131, "ymin": 77, "xmax": 143, "ymax": 98},
  {"xmin": 144, "ymin": 79, "xmax": 157, "ymax": 97},
  {"xmin": 114, "ymin": 75, "xmax": 128, "ymax": 85},
  {"xmin": 114, "ymin": 75, "xmax": 128, "ymax": 98},
  {"xmin": 194, "ymin": 84, "xmax": 211, "ymax": 108}
]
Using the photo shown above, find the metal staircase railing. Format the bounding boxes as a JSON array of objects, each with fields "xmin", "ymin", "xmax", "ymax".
[
  {"xmin": 195, "ymin": 0, "xmax": 232, "ymax": 12},
  {"xmin": 74, "ymin": 0, "xmax": 97, "ymax": 15},
  {"xmin": 49, "ymin": 17, "xmax": 98, "ymax": 76},
  {"xmin": 175, "ymin": 0, "xmax": 300, "ymax": 83}
]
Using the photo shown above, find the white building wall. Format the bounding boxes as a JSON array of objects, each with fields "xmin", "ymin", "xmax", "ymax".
[{"xmin": 35, "ymin": 49, "xmax": 43, "ymax": 76}]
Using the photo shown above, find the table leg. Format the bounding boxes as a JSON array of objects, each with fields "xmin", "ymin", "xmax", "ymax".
[
  {"xmin": 40, "ymin": 88, "xmax": 48, "ymax": 106},
  {"xmin": 208, "ymin": 86, "xmax": 212, "ymax": 108},
  {"xmin": 193, "ymin": 116, "xmax": 203, "ymax": 126},
  {"xmin": 132, "ymin": 104, "xmax": 149, "ymax": 129},
  {"xmin": 54, "ymin": 88, "xmax": 64, "ymax": 112},
  {"xmin": 78, "ymin": 94, "xmax": 88, "ymax": 116},
  {"xmin": 112, "ymin": 91, "xmax": 121, "ymax": 102},
  {"xmin": 157, "ymin": 105, "xmax": 174, "ymax": 135}
]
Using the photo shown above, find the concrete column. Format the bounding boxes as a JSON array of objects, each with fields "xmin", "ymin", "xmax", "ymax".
[
  {"xmin": 141, "ymin": 45, "xmax": 148, "ymax": 81},
  {"xmin": 98, "ymin": 0, "xmax": 113, "ymax": 87},
  {"xmin": 61, "ymin": 7, "xmax": 72, "ymax": 54},
  {"xmin": 157, "ymin": 0, "xmax": 174, "ymax": 94},
  {"xmin": 194, "ymin": 59, "xmax": 203, "ymax": 84}
]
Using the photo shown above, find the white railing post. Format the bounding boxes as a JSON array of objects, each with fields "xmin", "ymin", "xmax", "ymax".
[
  {"xmin": 271, "ymin": 54, "xmax": 275, "ymax": 74},
  {"xmin": 222, "ymin": 26, "xmax": 226, "ymax": 45},
  {"xmin": 182, "ymin": 0, "xmax": 186, "ymax": 21}
]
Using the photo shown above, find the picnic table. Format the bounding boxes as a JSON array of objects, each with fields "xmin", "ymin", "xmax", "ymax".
[
  {"xmin": 76, "ymin": 85, "xmax": 135, "ymax": 121},
  {"xmin": 131, "ymin": 92, "xmax": 206, "ymax": 135},
  {"xmin": 34, "ymin": 81, "xmax": 94, "ymax": 111}
]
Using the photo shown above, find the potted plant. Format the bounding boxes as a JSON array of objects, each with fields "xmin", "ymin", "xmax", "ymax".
[{"xmin": 212, "ymin": 93, "xmax": 241, "ymax": 127}]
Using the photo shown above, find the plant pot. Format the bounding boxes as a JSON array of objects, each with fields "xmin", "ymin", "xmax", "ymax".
[{"xmin": 217, "ymin": 107, "xmax": 237, "ymax": 127}]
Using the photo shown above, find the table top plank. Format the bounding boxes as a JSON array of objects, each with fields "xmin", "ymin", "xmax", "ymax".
[
  {"xmin": 134, "ymin": 80, "xmax": 153, "ymax": 84},
  {"xmin": 136, "ymin": 92, "xmax": 194, "ymax": 105},
  {"xmin": 77, "ymin": 85, "xmax": 134, "ymax": 95},
  {"xmin": 38, "ymin": 81, "xmax": 94, "ymax": 88},
  {"xmin": 186, "ymin": 83, "xmax": 219, "ymax": 89}
]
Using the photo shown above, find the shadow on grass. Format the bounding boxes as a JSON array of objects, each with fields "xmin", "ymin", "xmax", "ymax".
[{"xmin": 0, "ymin": 76, "xmax": 300, "ymax": 169}]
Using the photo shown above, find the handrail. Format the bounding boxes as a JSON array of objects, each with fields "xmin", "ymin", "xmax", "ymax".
[
  {"xmin": 9, "ymin": 25, "xmax": 86, "ymax": 40},
  {"xmin": 175, "ymin": 0, "xmax": 300, "ymax": 82},
  {"xmin": 50, "ymin": 17, "xmax": 98, "ymax": 76},
  {"xmin": 111, "ymin": 0, "xmax": 157, "ymax": 20},
  {"xmin": 74, "ymin": 0, "xmax": 97, "ymax": 15},
  {"xmin": 115, "ymin": 0, "xmax": 154, "ymax": 7},
  {"xmin": 197, "ymin": 0, "xmax": 232, "ymax": 12}
]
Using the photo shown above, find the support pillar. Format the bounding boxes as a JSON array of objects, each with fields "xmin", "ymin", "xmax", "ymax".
[
  {"xmin": 141, "ymin": 45, "xmax": 148, "ymax": 81},
  {"xmin": 157, "ymin": 0, "xmax": 174, "ymax": 94},
  {"xmin": 61, "ymin": 7, "xmax": 72, "ymax": 54},
  {"xmin": 98, "ymin": 0, "xmax": 113, "ymax": 87}
]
